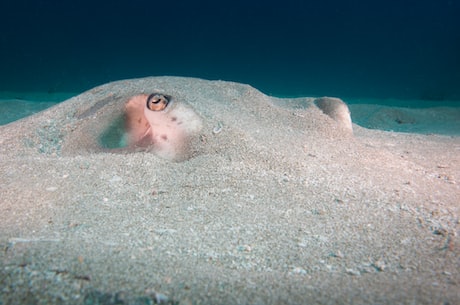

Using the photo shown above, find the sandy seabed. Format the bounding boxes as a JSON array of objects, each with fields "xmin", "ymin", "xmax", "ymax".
[{"xmin": 0, "ymin": 77, "xmax": 459, "ymax": 305}]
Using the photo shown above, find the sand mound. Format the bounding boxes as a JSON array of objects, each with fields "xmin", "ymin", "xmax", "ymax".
[{"xmin": 0, "ymin": 77, "xmax": 459, "ymax": 304}]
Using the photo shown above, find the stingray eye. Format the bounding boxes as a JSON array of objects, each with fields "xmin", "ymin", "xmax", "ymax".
[{"xmin": 146, "ymin": 93, "xmax": 170, "ymax": 111}]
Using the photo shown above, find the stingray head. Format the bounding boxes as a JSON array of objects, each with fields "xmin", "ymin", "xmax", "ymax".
[{"xmin": 122, "ymin": 93, "xmax": 202, "ymax": 160}]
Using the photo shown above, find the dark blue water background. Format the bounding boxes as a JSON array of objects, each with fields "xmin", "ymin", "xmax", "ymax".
[{"xmin": 1, "ymin": 0, "xmax": 459, "ymax": 100}]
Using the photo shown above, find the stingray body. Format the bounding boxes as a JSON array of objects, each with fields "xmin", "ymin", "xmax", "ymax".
[
  {"xmin": 1, "ymin": 77, "xmax": 354, "ymax": 162},
  {"xmin": 123, "ymin": 93, "xmax": 203, "ymax": 160}
]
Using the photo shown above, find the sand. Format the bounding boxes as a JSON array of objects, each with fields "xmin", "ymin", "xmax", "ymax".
[
  {"xmin": 0, "ymin": 92, "xmax": 76, "ymax": 126},
  {"xmin": 349, "ymin": 102, "xmax": 460, "ymax": 136},
  {"xmin": 0, "ymin": 77, "xmax": 459, "ymax": 305}
]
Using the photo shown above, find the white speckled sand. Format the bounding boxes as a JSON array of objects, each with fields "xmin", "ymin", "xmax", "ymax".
[{"xmin": 0, "ymin": 77, "xmax": 459, "ymax": 305}]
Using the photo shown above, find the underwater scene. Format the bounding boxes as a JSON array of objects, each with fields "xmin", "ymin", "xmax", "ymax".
[
  {"xmin": 2, "ymin": 2, "xmax": 460, "ymax": 305},
  {"xmin": 0, "ymin": 0, "xmax": 459, "ymax": 134}
]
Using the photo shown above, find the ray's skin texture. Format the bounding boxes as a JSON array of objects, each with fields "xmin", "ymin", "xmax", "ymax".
[{"xmin": 123, "ymin": 93, "xmax": 202, "ymax": 160}]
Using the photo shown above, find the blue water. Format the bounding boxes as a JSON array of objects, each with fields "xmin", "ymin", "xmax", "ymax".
[{"xmin": 0, "ymin": 0, "xmax": 459, "ymax": 100}]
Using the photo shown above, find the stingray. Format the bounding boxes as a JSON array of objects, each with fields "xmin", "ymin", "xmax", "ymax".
[{"xmin": 0, "ymin": 77, "xmax": 354, "ymax": 162}]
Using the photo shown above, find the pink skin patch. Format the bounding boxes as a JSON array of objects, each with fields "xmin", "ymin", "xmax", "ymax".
[{"xmin": 124, "ymin": 94, "xmax": 153, "ymax": 147}]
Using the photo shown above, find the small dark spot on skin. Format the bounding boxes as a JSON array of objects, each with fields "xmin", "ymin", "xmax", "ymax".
[
  {"xmin": 161, "ymin": 134, "xmax": 168, "ymax": 140},
  {"xmin": 171, "ymin": 117, "xmax": 177, "ymax": 122},
  {"xmin": 137, "ymin": 118, "xmax": 142, "ymax": 124},
  {"xmin": 177, "ymin": 121, "xmax": 183, "ymax": 125},
  {"xmin": 74, "ymin": 275, "xmax": 91, "ymax": 281}
]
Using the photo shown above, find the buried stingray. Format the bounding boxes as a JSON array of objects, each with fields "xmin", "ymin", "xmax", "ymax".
[{"xmin": 13, "ymin": 78, "xmax": 353, "ymax": 161}]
